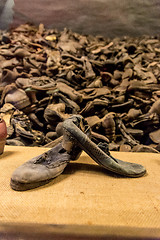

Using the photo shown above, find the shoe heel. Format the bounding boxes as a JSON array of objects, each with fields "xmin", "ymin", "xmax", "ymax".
[{"xmin": 0, "ymin": 139, "xmax": 6, "ymax": 155}]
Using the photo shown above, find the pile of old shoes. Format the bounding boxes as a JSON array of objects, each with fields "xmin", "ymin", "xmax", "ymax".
[
  {"xmin": 10, "ymin": 115, "xmax": 146, "ymax": 191},
  {"xmin": 0, "ymin": 103, "xmax": 45, "ymax": 146},
  {"xmin": 0, "ymin": 23, "xmax": 160, "ymax": 153}
]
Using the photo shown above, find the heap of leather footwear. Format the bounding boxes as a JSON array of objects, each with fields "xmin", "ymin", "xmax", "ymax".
[{"xmin": 0, "ymin": 23, "xmax": 160, "ymax": 152}]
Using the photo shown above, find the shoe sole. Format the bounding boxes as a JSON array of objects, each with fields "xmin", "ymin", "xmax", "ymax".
[{"xmin": 10, "ymin": 168, "xmax": 64, "ymax": 191}]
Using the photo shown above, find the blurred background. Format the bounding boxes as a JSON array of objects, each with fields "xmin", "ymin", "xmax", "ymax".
[{"xmin": 0, "ymin": 0, "xmax": 160, "ymax": 37}]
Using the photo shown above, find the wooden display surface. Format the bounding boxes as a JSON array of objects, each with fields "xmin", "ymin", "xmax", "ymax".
[{"xmin": 0, "ymin": 146, "xmax": 160, "ymax": 238}]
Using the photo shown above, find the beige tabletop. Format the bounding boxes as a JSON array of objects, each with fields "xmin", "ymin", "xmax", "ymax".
[{"xmin": 0, "ymin": 145, "xmax": 160, "ymax": 228}]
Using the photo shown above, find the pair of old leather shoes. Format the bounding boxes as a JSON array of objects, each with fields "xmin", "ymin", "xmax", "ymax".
[{"xmin": 10, "ymin": 115, "xmax": 146, "ymax": 191}]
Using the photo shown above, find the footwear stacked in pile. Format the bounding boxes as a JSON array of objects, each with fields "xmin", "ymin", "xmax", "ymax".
[{"xmin": 0, "ymin": 23, "xmax": 160, "ymax": 154}]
